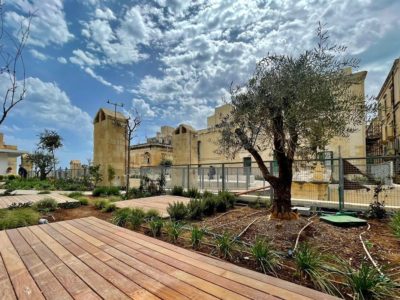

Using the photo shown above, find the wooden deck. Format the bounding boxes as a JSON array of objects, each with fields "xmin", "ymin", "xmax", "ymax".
[
  {"xmin": 0, "ymin": 193, "xmax": 78, "ymax": 209},
  {"xmin": 0, "ymin": 217, "xmax": 338, "ymax": 299},
  {"xmin": 116, "ymin": 195, "xmax": 191, "ymax": 217}
]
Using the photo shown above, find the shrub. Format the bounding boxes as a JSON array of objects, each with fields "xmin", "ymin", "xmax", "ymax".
[
  {"xmin": 295, "ymin": 243, "xmax": 338, "ymax": 295},
  {"xmin": 215, "ymin": 232, "xmax": 235, "ymax": 259},
  {"xmin": 202, "ymin": 196, "xmax": 216, "ymax": 216},
  {"xmin": 251, "ymin": 238, "xmax": 280, "ymax": 275},
  {"xmin": 127, "ymin": 208, "xmax": 145, "ymax": 230},
  {"xmin": 0, "ymin": 208, "xmax": 40, "ymax": 230},
  {"xmin": 390, "ymin": 211, "xmax": 400, "ymax": 239},
  {"xmin": 191, "ymin": 225, "xmax": 205, "ymax": 249},
  {"xmin": 171, "ymin": 185, "xmax": 184, "ymax": 196},
  {"xmin": 186, "ymin": 198, "xmax": 204, "ymax": 220},
  {"xmin": 112, "ymin": 208, "xmax": 132, "ymax": 226},
  {"xmin": 67, "ymin": 191, "xmax": 84, "ymax": 199},
  {"xmin": 38, "ymin": 190, "xmax": 51, "ymax": 194},
  {"xmin": 145, "ymin": 209, "xmax": 161, "ymax": 220},
  {"xmin": 167, "ymin": 201, "xmax": 187, "ymax": 220},
  {"xmin": 8, "ymin": 201, "xmax": 32, "ymax": 209},
  {"xmin": 7, "ymin": 174, "xmax": 16, "ymax": 180},
  {"xmin": 94, "ymin": 199, "xmax": 108, "ymax": 210},
  {"xmin": 78, "ymin": 197, "xmax": 89, "ymax": 205},
  {"xmin": 101, "ymin": 202, "xmax": 116, "ymax": 212},
  {"xmin": 339, "ymin": 262, "xmax": 398, "ymax": 300},
  {"xmin": 185, "ymin": 187, "xmax": 200, "ymax": 198},
  {"xmin": 58, "ymin": 201, "xmax": 80, "ymax": 209},
  {"xmin": 166, "ymin": 221, "xmax": 183, "ymax": 243},
  {"xmin": 0, "ymin": 175, "xmax": 3, "ymax": 180},
  {"xmin": 149, "ymin": 219, "xmax": 164, "ymax": 237},
  {"xmin": 202, "ymin": 190, "xmax": 214, "ymax": 198},
  {"xmin": 126, "ymin": 188, "xmax": 145, "ymax": 199},
  {"xmin": 218, "ymin": 191, "xmax": 236, "ymax": 208},
  {"xmin": 92, "ymin": 186, "xmax": 120, "ymax": 197},
  {"xmin": 215, "ymin": 196, "xmax": 228, "ymax": 212},
  {"xmin": 33, "ymin": 198, "xmax": 58, "ymax": 212},
  {"xmin": 366, "ymin": 200, "xmax": 387, "ymax": 219}
]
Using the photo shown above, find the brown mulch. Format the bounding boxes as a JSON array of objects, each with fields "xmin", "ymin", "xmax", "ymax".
[{"xmin": 49, "ymin": 205, "xmax": 112, "ymax": 222}]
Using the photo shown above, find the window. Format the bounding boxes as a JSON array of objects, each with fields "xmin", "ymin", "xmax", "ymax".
[{"xmin": 143, "ymin": 152, "xmax": 151, "ymax": 165}]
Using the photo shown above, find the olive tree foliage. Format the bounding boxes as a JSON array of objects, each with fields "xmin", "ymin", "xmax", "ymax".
[
  {"xmin": 218, "ymin": 25, "xmax": 367, "ymax": 218},
  {"xmin": 38, "ymin": 129, "xmax": 63, "ymax": 173},
  {"xmin": 0, "ymin": 1, "xmax": 32, "ymax": 125}
]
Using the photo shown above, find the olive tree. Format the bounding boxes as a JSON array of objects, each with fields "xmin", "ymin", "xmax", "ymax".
[
  {"xmin": 38, "ymin": 129, "xmax": 63, "ymax": 174},
  {"xmin": 218, "ymin": 25, "xmax": 367, "ymax": 219}
]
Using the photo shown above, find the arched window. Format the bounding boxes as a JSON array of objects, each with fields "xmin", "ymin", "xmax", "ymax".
[{"xmin": 143, "ymin": 152, "xmax": 151, "ymax": 165}]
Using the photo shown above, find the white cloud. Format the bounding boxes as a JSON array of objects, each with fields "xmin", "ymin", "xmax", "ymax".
[
  {"xmin": 94, "ymin": 7, "xmax": 116, "ymax": 20},
  {"xmin": 29, "ymin": 49, "xmax": 48, "ymax": 61},
  {"xmin": 132, "ymin": 99, "xmax": 156, "ymax": 118},
  {"xmin": 57, "ymin": 57, "xmax": 67, "ymax": 64},
  {"xmin": 70, "ymin": 49, "xmax": 101, "ymax": 67},
  {"xmin": 84, "ymin": 67, "xmax": 124, "ymax": 93},
  {"xmin": 5, "ymin": 0, "xmax": 74, "ymax": 47}
]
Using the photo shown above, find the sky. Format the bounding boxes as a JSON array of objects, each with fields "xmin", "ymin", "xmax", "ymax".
[{"xmin": 0, "ymin": 0, "xmax": 399, "ymax": 167}]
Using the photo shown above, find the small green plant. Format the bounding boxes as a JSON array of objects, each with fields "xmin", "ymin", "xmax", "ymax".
[
  {"xmin": 8, "ymin": 201, "xmax": 33, "ymax": 209},
  {"xmin": 166, "ymin": 221, "xmax": 183, "ymax": 243},
  {"xmin": 58, "ymin": 201, "xmax": 80, "ymax": 209},
  {"xmin": 94, "ymin": 199, "xmax": 108, "ymax": 210},
  {"xmin": 215, "ymin": 232, "xmax": 235, "ymax": 259},
  {"xmin": 215, "ymin": 196, "xmax": 227, "ymax": 212},
  {"xmin": 251, "ymin": 238, "xmax": 280, "ymax": 275},
  {"xmin": 67, "ymin": 191, "xmax": 84, "ymax": 199},
  {"xmin": 191, "ymin": 225, "xmax": 205, "ymax": 249},
  {"xmin": 149, "ymin": 219, "xmax": 164, "ymax": 237},
  {"xmin": 145, "ymin": 209, "xmax": 161, "ymax": 220},
  {"xmin": 37, "ymin": 190, "xmax": 51, "ymax": 194},
  {"xmin": 78, "ymin": 197, "xmax": 89, "ymax": 205},
  {"xmin": 167, "ymin": 201, "xmax": 187, "ymax": 220},
  {"xmin": 185, "ymin": 187, "xmax": 200, "ymax": 198},
  {"xmin": 390, "ymin": 211, "xmax": 400, "ymax": 239},
  {"xmin": 0, "ymin": 208, "xmax": 40, "ymax": 230},
  {"xmin": 33, "ymin": 198, "xmax": 58, "ymax": 212},
  {"xmin": 339, "ymin": 262, "xmax": 398, "ymax": 300},
  {"xmin": 186, "ymin": 198, "xmax": 204, "ymax": 220},
  {"xmin": 202, "ymin": 190, "xmax": 214, "ymax": 198},
  {"xmin": 171, "ymin": 185, "xmax": 184, "ymax": 196},
  {"xmin": 217, "ymin": 191, "xmax": 236, "ymax": 208},
  {"xmin": 92, "ymin": 186, "xmax": 120, "ymax": 197},
  {"xmin": 101, "ymin": 202, "xmax": 116, "ymax": 212},
  {"xmin": 107, "ymin": 165, "xmax": 116, "ymax": 186},
  {"xmin": 127, "ymin": 208, "xmax": 145, "ymax": 230},
  {"xmin": 112, "ymin": 208, "xmax": 132, "ymax": 226},
  {"xmin": 202, "ymin": 196, "xmax": 216, "ymax": 216},
  {"xmin": 295, "ymin": 243, "xmax": 338, "ymax": 295}
]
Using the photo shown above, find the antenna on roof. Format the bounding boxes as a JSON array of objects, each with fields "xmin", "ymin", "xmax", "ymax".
[{"xmin": 106, "ymin": 99, "xmax": 124, "ymax": 121}]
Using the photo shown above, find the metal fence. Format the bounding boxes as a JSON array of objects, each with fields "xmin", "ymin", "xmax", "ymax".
[
  {"xmin": 27, "ymin": 168, "xmax": 89, "ymax": 180},
  {"xmin": 134, "ymin": 156, "xmax": 400, "ymax": 211}
]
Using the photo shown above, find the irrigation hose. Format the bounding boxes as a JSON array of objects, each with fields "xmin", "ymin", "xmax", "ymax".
[{"xmin": 359, "ymin": 223, "xmax": 384, "ymax": 277}]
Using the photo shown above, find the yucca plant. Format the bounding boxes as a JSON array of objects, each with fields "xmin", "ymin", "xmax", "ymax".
[
  {"xmin": 166, "ymin": 221, "xmax": 183, "ymax": 243},
  {"xmin": 390, "ymin": 211, "xmax": 400, "ymax": 239},
  {"xmin": 251, "ymin": 238, "xmax": 280, "ymax": 275},
  {"xmin": 295, "ymin": 243, "xmax": 339, "ymax": 296},
  {"xmin": 167, "ymin": 201, "xmax": 187, "ymax": 220},
  {"xmin": 127, "ymin": 208, "xmax": 145, "ymax": 230},
  {"xmin": 339, "ymin": 262, "xmax": 398, "ymax": 300},
  {"xmin": 149, "ymin": 219, "xmax": 164, "ymax": 237},
  {"xmin": 215, "ymin": 232, "xmax": 235, "ymax": 259},
  {"xmin": 191, "ymin": 225, "xmax": 205, "ymax": 249},
  {"xmin": 112, "ymin": 208, "xmax": 132, "ymax": 226}
]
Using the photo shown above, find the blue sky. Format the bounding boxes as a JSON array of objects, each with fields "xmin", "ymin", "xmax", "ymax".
[{"xmin": 1, "ymin": 0, "xmax": 399, "ymax": 167}]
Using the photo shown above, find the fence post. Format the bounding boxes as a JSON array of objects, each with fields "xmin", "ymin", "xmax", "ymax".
[
  {"xmin": 221, "ymin": 163, "xmax": 225, "ymax": 191},
  {"xmin": 269, "ymin": 161, "xmax": 274, "ymax": 202},
  {"xmin": 338, "ymin": 157, "xmax": 345, "ymax": 211}
]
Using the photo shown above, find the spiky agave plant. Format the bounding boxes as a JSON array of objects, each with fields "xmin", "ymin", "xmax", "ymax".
[
  {"xmin": 339, "ymin": 262, "xmax": 398, "ymax": 300},
  {"xmin": 251, "ymin": 237, "xmax": 280, "ymax": 275},
  {"xmin": 295, "ymin": 243, "xmax": 340, "ymax": 296}
]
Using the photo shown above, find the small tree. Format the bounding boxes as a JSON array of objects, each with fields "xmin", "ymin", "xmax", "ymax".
[
  {"xmin": 0, "ymin": 1, "xmax": 32, "ymax": 125},
  {"xmin": 38, "ymin": 129, "xmax": 63, "ymax": 176},
  {"xmin": 125, "ymin": 108, "xmax": 141, "ymax": 193},
  {"xmin": 26, "ymin": 150, "xmax": 55, "ymax": 180},
  {"xmin": 160, "ymin": 159, "xmax": 172, "ymax": 167},
  {"xmin": 218, "ymin": 25, "xmax": 367, "ymax": 219},
  {"xmin": 107, "ymin": 165, "xmax": 116, "ymax": 186},
  {"xmin": 88, "ymin": 164, "xmax": 102, "ymax": 188}
]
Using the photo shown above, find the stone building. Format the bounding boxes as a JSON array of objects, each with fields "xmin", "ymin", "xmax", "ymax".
[
  {"xmin": 378, "ymin": 58, "xmax": 400, "ymax": 155},
  {"xmin": 130, "ymin": 126, "xmax": 174, "ymax": 168},
  {"xmin": 366, "ymin": 117, "xmax": 382, "ymax": 157},
  {"xmin": 93, "ymin": 108, "xmax": 127, "ymax": 186},
  {"xmin": 0, "ymin": 133, "xmax": 28, "ymax": 175}
]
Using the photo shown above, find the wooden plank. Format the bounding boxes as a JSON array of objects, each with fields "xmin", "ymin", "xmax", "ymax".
[
  {"xmin": 6, "ymin": 229, "xmax": 73, "ymax": 300},
  {"xmin": 40, "ymin": 223, "xmax": 158, "ymax": 300},
  {"xmin": 17, "ymin": 227, "xmax": 100, "ymax": 300},
  {"xmin": 0, "ymin": 231, "xmax": 44, "ymax": 300},
  {"xmin": 28, "ymin": 225, "xmax": 130, "ymax": 300},
  {"xmin": 88, "ymin": 217, "xmax": 337, "ymax": 300},
  {"xmin": 61, "ymin": 220, "xmax": 209, "ymax": 300},
  {"xmin": 0, "ymin": 250, "xmax": 16, "ymax": 300},
  {"xmin": 74, "ymin": 218, "xmax": 275, "ymax": 300}
]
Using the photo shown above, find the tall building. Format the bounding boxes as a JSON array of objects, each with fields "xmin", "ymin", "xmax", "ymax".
[
  {"xmin": 0, "ymin": 133, "xmax": 28, "ymax": 175},
  {"xmin": 93, "ymin": 108, "xmax": 127, "ymax": 186},
  {"xmin": 378, "ymin": 58, "xmax": 400, "ymax": 155}
]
